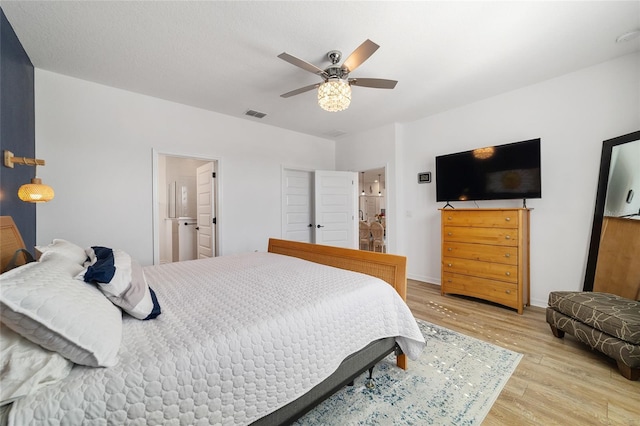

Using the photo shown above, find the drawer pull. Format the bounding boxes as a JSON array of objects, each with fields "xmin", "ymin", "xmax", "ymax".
[
  {"xmin": 447, "ymin": 263, "xmax": 452, "ymax": 267},
  {"xmin": 505, "ymin": 272, "xmax": 511, "ymax": 276},
  {"xmin": 505, "ymin": 253, "xmax": 510, "ymax": 258},
  {"xmin": 448, "ymin": 232, "xmax": 452, "ymax": 236},
  {"xmin": 447, "ymin": 247, "xmax": 452, "ymax": 251},
  {"xmin": 448, "ymin": 216, "xmax": 452, "ymax": 220},
  {"xmin": 447, "ymin": 279, "xmax": 452, "ymax": 283},
  {"xmin": 505, "ymin": 235, "xmax": 511, "ymax": 240},
  {"xmin": 505, "ymin": 217, "xmax": 511, "ymax": 222},
  {"xmin": 505, "ymin": 289, "xmax": 511, "ymax": 294}
]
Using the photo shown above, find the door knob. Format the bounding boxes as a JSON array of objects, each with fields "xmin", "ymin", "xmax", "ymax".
[
  {"xmin": 308, "ymin": 224, "xmax": 313, "ymax": 228},
  {"xmin": 317, "ymin": 224, "xmax": 325, "ymax": 228},
  {"xmin": 195, "ymin": 227, "xmax": 200, "ymax": 230}
]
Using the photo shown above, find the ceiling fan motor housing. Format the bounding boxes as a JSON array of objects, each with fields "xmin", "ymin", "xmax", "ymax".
[{"xmin": 324, "ymin": 66, "xmax": 348, "ymax": 81}]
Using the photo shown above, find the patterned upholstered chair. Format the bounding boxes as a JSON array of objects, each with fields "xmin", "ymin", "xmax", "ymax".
[{"xmin": 546, "ymin": 291, "xmax": 640, "ymax": 380}]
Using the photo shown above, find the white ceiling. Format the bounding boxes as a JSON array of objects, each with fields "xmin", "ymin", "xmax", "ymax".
[{"xmin": 2, "ymin": 1, "xmax": 639, "ymax": 139}]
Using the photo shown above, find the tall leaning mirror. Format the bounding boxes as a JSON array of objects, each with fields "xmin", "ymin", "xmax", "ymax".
[{"xmin": 583, "ymin": 130, "xmax": 640, "ymax": 299}]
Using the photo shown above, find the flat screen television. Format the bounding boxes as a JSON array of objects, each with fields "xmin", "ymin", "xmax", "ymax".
[{"xmin": 435, "ymin": 138, "xmax": 541, "ymax": 202}]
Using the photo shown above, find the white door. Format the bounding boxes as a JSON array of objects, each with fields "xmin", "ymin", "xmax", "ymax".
[
  {"xmin": 314, "ymin": 171, "xmax": 357, "ymax": 248},
  {"xmin": 282, "ymin": 169, "xmax": 314, "ymax": 243},
  {"xmin": 196, "ymin": 162, "xmax": 216, "ymax": 258}
]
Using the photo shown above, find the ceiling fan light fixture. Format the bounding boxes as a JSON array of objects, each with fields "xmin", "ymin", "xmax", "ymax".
[{"xmin": 317, "ymin": 79, "xmax": 351, "ymax": 112}]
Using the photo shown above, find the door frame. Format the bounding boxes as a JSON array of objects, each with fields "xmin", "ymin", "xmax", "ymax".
[
  {"xmin": 358, "ymin": 164, "xmax": 391, "ymax": 253},
  {"xmin": 152, "ymin": 149, "xmax": 222, "ymax": 265}
]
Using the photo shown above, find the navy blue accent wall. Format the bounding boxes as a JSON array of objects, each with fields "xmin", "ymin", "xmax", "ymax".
[{"xmin": 0, "ymin": 8, "xmax": 36, "ymax": 248}]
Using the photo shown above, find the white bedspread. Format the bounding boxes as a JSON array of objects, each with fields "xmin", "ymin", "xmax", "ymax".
[{"xmin": 8, "ymin": 252, "xmax": 425, "ymax": 425}]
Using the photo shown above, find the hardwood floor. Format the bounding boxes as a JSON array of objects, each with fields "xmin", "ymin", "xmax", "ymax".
[{"xmin": 406, "ymin": 280, "xmax": 640, "ymax": 426}]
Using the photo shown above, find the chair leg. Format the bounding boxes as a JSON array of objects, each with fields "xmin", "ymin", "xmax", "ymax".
[
  {"xmin": 549, "ymin": 324, "xmax": 565, "ymax": 338},
  {"xmin": 616, "ymin": 361, "xmax": 640, "ymax": 381}
]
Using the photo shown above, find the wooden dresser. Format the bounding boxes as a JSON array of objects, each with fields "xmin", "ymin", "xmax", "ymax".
[{"xmin": 441, "ymin": 208, "xmax": 530, "ymax": 314}]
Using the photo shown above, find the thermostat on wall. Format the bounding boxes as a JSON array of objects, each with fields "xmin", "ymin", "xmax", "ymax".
[{"xmin": 418, "ymin": 172, "xmax": 431, "ymax": 184}]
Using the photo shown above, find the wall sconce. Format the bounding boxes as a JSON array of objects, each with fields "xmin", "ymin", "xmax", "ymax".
[{"xmin": 3, "ymin": 150, "xmax": 55, "ymax": 203}]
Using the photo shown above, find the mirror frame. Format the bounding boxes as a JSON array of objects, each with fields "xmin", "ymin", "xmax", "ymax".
[{"xmin": 583, "ymin": 130, "xmax": 640, "ymax": 291}]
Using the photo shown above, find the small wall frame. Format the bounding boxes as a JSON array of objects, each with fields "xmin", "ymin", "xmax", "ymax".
[{"xmin": 417, "ymin": 172, "xmax": 431, "ymax": 184}]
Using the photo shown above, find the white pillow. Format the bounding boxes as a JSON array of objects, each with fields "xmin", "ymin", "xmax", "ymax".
[
  {"xmin": 0, "ymin": 252, "xmax": 122, "ymax": 367},
  {"xmin": 79, "ymin": 247, "xmax": 161, "ymax": 320},
  {"xmin": 0, "ymin": 324, "xmax": 72, "ymax": 406},
  {"xmin": 35, "ymin": 239, "xmax": 87, "ymax": 265}
]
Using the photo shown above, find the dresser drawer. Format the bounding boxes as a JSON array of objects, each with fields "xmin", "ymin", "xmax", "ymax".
[
  {"xmin": 443, "ymin": 226, "xmax": 518, "ymax": 246},
  {"xmin": 442, "ymin": 210, "xmax": 519, "ymax": 228},
  {"xmin": 443, "ymin": 256, "xmax": 518, "ymax": 283},
  {"xmin": 442, "ymin": 272, "xmax": 518, "ymax": 306},
  {"xmin": 443, "ymin": 241, "xmax": 518, "ymax": 265}
]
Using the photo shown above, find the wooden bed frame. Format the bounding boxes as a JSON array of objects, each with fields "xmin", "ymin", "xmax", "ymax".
[{"xmin": 267, "ymin": 238, "xmax": 408, "ymax": 370}]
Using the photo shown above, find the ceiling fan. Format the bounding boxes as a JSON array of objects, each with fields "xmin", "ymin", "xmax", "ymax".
[{"xmin": 277, "ymin": 39, "xmax": 398, "ymax": 112}]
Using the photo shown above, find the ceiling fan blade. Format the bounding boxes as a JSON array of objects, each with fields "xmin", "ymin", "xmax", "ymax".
[
  {"xmin": 349, "ymin": 78, "xmax": 398, "ymax": 89},
  {"xmin": 278, "ymin": 52, "xmax": 326, "ymax": 76},
  {"xmin": 280, "ymin": 83, "xmax": 321, "ymax": 98},
  {"xmin": 341, "ymin": 39, "xmax": 379, "ymax": 73}
]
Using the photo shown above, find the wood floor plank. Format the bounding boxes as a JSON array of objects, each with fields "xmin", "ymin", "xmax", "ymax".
[{"xmin": 406, "ymin": 280, "xmax": 640, "ymax": 425}]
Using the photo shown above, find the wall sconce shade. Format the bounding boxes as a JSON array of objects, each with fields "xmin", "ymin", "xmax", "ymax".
[
  {"xmin": 317, "ymin": 79, "xmax": 351, "ymax": 112},
  {"xmin": 3, "ymin": 150, "xmax": 54, "ymax": 203},
  {"xmin": 18, "ymin": 178, "xmax": 55, "ymax": 202}
]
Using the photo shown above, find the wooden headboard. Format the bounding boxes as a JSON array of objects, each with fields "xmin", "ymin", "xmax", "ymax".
[{"xmin": 0, "ymin": 216, "xmax": 28, "ymax": 273}]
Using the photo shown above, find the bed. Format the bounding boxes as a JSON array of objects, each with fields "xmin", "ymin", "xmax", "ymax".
[{"xmin": 0, "ymin": 224, "xmax": 425, "ymax": 425}]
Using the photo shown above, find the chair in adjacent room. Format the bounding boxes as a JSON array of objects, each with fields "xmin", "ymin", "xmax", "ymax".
[
  {"xmin": 359, "ymin": 221, "xmax": 371, "ymax": 251},
  {"xmin": 370, "ymin": 221, "xmax": 385, "ymax": 253}
]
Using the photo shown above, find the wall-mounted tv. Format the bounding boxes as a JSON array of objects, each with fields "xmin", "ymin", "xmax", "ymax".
[{"xmin": 435, "ymin": 138, "xmax": 541, "ymax": 202}]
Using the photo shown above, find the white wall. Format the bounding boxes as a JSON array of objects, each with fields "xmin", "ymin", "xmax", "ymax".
[
  {"xmin": 399, "ymin": 53, "xmax": 640, "ymax": 307},
  {"xmin": 34, "ymin": 70, "xmax": 335, "ymax": 265}
]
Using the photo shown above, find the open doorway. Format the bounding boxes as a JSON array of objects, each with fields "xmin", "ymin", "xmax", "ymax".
[
  {"xmin": 358, "ymin": 167, "xmax": 386, "ymax": 253},
  {"xmin": 154, "ymin": 153, "xmax": 218, "ymax": 264}
]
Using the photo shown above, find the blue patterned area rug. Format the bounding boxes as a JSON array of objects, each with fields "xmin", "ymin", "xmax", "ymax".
[{"xmin": 296, "ymin": 319, "xmax": 522, "ymax": 425}]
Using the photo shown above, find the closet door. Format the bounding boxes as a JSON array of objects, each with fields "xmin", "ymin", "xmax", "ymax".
[
  {"xmin": 314, "ymin": 171, "xmax": 357, "ymax": 249},
  {"xmin": 282, "ymin": 169, "xmax": 314, "ymax": 243}
]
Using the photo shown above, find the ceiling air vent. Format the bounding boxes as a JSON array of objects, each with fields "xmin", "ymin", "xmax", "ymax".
[
  {"xmin": 323, "ymin": 129, "xmax": 347, "ymax": 138},
  {"xmin": 245, "ymin": 109, "xmax": 267, "ymax": 119}
]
